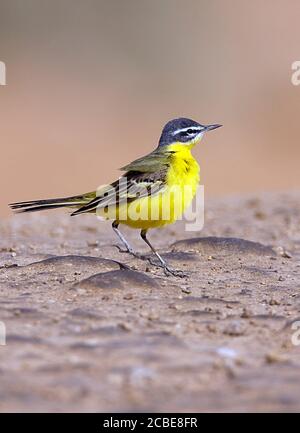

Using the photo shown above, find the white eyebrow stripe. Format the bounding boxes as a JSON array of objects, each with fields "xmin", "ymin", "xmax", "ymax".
[{"xmin": 172, "ymin": 126, "xmax": 204, "ymax": 135}]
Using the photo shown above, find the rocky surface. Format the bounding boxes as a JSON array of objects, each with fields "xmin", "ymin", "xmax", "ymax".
[{"xmin": 0, "ymin": 192, "xmax": 300, "ymax": 412}]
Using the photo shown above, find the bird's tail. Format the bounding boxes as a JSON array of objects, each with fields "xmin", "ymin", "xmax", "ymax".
[{"xmin": 9, "ymin": 191, "xmax": 96, "ymax": 214}]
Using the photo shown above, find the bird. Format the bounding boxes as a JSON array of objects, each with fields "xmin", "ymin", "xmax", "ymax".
[{"xmin": 9, "ymin": 118, "xmax": 221, "ymax": 276}]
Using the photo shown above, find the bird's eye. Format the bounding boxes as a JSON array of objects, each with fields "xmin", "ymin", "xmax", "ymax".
[{"xmin": 181, "ymin": 129, "xmax": 194, "ymax": 137}]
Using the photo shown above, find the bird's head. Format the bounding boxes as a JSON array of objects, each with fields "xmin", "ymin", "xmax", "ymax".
[{"xmin": 158, "ymin": 118, "xmax": 222, "ymax": 148}]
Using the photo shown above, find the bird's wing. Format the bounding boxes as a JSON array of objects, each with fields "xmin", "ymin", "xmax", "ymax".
[
  {"xmin": 72, "ymin": 148, "xmax": 172, "ymax": 216},
  {"xmin": 71, "ymin": 157, "xmax": 170, "ymax": 216},
  {"xmin": 120, "ymin": 147, "xmax": 173, "ymax": 173}
]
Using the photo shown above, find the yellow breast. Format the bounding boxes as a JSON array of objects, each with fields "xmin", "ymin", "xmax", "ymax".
[
  {"xmin": 166, "ymin": 143, "xmax": 200, "ymax": 194},
  {"xmin": 164, "ymin": 143, "xmax": 200, "ymax": 220},
  {"xmin": 118, "ymin": 143, "xmax": 200, "ymax": 229}
]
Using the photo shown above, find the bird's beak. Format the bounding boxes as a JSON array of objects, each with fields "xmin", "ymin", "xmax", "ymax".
[{"xmin": 205, "ymin": 124, "xmax": 222, "ymax": 131}]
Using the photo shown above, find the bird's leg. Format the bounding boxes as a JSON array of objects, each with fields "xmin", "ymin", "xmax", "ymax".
[
  {"xmin": 112, "ymin": 220, "xmax": 135, "ymax": 254},
  {"xmin": 140, "ymin": 229, "xmax": 187, "ymax": 278},
  {"xmin": 112, "ymin": 221, "xmax": 143, "ymax": 259}
]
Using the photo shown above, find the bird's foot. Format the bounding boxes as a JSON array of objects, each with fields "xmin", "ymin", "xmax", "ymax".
[
  {"xmin": 147, "ymin": 257, "xmax": 188, "ymax": 278},
  {"xmin": 163, "ymin": 266, "xmax": 188, "ymax": 278},
  {"xmin": 113, "ymin": 244, "xmax": 146, "ymax": 260}
]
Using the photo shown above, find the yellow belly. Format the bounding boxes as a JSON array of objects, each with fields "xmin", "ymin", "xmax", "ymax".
[{"xmin": 100, "ymin": 145, "xmax": 200, "ymax": 230}]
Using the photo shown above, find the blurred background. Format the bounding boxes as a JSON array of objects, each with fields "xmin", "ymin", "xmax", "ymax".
[{"xmin": 0, "ymin": 0, "xmax": 299, "ymax": 217}]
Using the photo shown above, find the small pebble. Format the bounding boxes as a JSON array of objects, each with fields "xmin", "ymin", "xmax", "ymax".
[
  {"xmin": 223, "ymin": 320, "xmax": 246, "ymax": 336},
  {"xmin": 118, "ymin": 322, "xmax": 132, "ymax": 332},
  {"xmin": 241, "ymin": 308, "xmax": 252, "ymax": 318},
  {"xmin": 181, "ymin": 287, "xmax": 192, "ymax": 294},
  {"xmin": 269, "ymin": 298, "xmax": 281, "ymax": 306},
  {"xmin": 265, "ymin": 352, "xmax": 287, "ymax": 364}
]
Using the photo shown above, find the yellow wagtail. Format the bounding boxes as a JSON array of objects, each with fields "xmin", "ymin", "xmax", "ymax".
[{"xmin": 10, "ymin": 118, "xmax": 221, "ymax": 276}]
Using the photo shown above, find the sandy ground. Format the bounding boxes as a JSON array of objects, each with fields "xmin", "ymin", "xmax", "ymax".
[{"xmin": 0, "ymin": 192, "xmax": 300, "ymax": 412}]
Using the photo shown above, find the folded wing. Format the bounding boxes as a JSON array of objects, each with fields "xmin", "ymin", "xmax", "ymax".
[{"xmin": 71, "ymin": 170, "xmax": 168, "ymax": 216}]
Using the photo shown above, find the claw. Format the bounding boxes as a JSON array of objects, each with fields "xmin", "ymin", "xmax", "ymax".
[
  {"xmin": 163, "ymin": 266, "xmax": 188, "ymax": 278},
  {"xmin": 113, "ymin": 244, "xmax": 133, "ymax": 254},
  {"xmin": 147, "ymin": 257, "xmax": 162, "ymax": 267},
  {"xmin": 113, "ymin": 238, "xmax": 188, "ymax": 278},
  {"xmin": 113, "ymin": 244, "xmax": 147, "ymax": 260},
  {"xmin": 147, "ymin": 257, "xmax": 188, "ymax": 278}
]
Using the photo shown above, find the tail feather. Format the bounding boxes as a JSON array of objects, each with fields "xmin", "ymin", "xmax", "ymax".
[{"xmin": 9, "ymin": 192, "xmax": 95, "ymax": 214}]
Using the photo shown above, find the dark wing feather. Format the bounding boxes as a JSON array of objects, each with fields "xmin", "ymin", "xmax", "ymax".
[
  {"xmin": 72, "ymin": 147, "xmax": 172, "ymax": 216},
  {"xmin": 71, "ymin": 168, "xmax": 168, "ymax": 216}
]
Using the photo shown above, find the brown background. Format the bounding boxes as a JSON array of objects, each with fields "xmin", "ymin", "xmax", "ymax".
[{"xmin": 0, "ymin": 0, "xmax": 299, "ymax": 217}]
